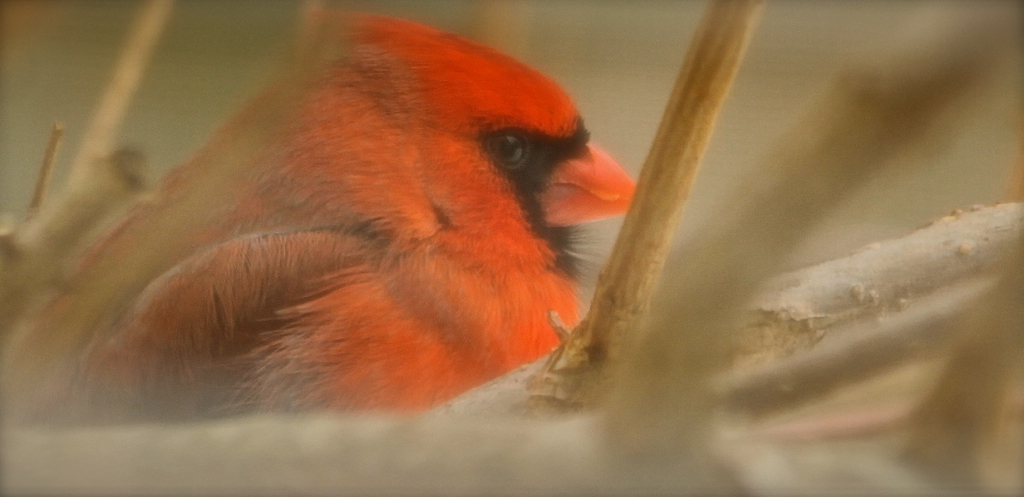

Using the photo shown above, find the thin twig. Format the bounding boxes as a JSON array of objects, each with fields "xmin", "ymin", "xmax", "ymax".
[
  {"xmin": 68, "ymin": 0, "xmax": 173, "ymax": 185},
  {"xmin": 27, "ymin": 122, "xmax": 64, "ymax": 216},
  {"xmin": 530, "ymin": 0, "xmax": 764, "ymax": 409},
  {"xmin": 0, "ymin": 0, "xmax": 173, "ymax": 344},
  {"xmin": 0, "ymin": 150, "xmax": 148, "ymax": 330}
]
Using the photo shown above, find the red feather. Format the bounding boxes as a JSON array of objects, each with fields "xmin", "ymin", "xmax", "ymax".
[{"xmin": 30, "ymin": 15, "xmax": 634, "ymax": 422}]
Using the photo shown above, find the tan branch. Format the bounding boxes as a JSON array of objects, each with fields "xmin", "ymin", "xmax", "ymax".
[
  {"xmin": 0, "ymin": 150, "xmax": 147, "ymax": 335},
  {"xmin": 531, "ymin": 0, "xmax": 764, "ymax": 410},
  {"xmin": 27, "ymin": 122, "xmax": 64, "ymax": 216},
  {"xmin": 739, "ymin": 202, "xmax": 1024, "ymax": 367},
  {"xmin": 67, "ymin": 0, "xmax": 173, "ymax": 185},
  {"xmin": 0, "ymin": 1, "xmax": 172, "ymax": 369},
  {"xmin": 1, "ymin": 1, "xmax": 173, "ymax": 336}
]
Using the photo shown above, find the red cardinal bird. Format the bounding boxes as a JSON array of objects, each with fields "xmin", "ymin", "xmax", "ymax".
[{"xmin": 29, "ymin": 15, "xmax": 634, "ymax": 422}]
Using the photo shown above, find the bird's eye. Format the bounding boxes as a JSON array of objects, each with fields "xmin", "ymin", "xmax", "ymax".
[{"xmin": 487, "ymin": 133, "xmax": 531, "ymax": 170}]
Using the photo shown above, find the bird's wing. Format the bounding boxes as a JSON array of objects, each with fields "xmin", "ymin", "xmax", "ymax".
[{"xmin": 70, "ymin": 228, "xmax": 374, "ymax": 421}]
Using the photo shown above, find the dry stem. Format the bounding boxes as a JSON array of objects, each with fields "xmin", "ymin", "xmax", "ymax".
[
  {"xmin": 27, "ymin": 122, "xmax": 64, "ymax": 216},
  {"xmin": 67, "ymin": 0, "xmax": 172, "ymax": 185},
  {"xmin": 0, "ymin": 1, "xmax": 172, "ymax": 400},
  {"xmin": 0, "ymin": 150, "xmax": 147, "ymax": 334},
  {"xmin": 530, "ymin": 0, "xmax": 764, "ymax": 410}
]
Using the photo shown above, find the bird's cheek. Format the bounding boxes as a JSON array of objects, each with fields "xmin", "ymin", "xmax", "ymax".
[{"xmin": 540, "ymin": 144, "xmax": 635, "ymax": 227}]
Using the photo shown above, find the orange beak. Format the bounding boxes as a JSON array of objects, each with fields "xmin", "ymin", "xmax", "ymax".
[{"xmin": 540, "ymin": 144, "xmax": 635, "ymax": 227}]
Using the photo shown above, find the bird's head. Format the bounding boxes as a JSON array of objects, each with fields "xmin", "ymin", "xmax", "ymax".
[
  {"xmin": 286, "ymin": 15, "xmax": 634, "ymax": 274},
  {"xmin": 352, "ymin": 15, "xmax": 634, "ymax": 233}
]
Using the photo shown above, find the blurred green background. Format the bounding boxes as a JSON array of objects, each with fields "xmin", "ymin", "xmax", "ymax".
[{"xmin": 1, "ymin": 0, "xmax": 1021, "ymax": 275}]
